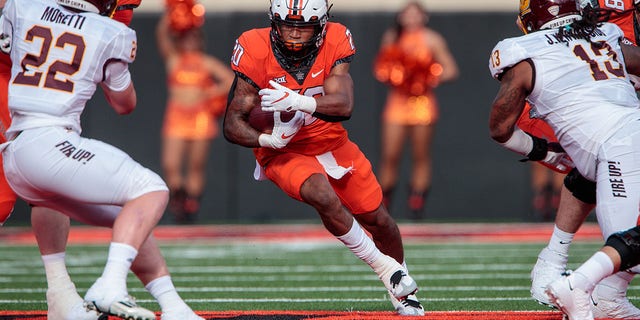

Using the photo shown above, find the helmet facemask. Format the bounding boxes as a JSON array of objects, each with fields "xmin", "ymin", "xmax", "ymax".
[{"xmin": 269, "ymin": 0, "xmax": 329, "ymax": 62}]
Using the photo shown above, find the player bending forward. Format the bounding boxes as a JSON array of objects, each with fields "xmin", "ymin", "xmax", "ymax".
[{"xmin": 223, "ymin": 0, "xmax": 424, "ymax": 316}]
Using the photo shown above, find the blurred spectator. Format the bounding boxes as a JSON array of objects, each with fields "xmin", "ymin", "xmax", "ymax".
[
  {"xmin": 374, "ymin": 1, "xmax": 458, "ymax": 220},
  {"xmin": 156, "ymin": 0, "xmax": 234, "ymax": 223}
]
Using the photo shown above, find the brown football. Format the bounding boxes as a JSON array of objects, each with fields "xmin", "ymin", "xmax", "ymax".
[{"xmin": 248, "ymin": 107, "xmax": 296, "ymax": 133}]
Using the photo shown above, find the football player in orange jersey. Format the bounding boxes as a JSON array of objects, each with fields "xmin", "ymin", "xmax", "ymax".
[
  {"xmin": 0, "ymin": 1, "xmax": 204, "ymax": 319},
  {"xmin": 517, "ymin": 0, "xmax": 640, "ymax": 317},
  {"xmin": 223, "ymin": 0, "xmax": 424, "ymax": 315}
]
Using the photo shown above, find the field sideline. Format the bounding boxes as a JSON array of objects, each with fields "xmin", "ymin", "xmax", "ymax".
[{"xmin": 0, "ymin": 222, "xmax": 632, "ymax": 320}]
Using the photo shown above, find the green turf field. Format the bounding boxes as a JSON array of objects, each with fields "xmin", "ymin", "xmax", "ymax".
[{"xmin": 0, "ymin": 240, "xmax": 637, "ymax": 312}]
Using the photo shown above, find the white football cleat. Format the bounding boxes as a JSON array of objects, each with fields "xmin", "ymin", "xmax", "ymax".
[
  {"xmin": 389, "ymin": 292, "xmax": 425, "ymax": 316},
  {"xmin": 530, "ymin": 247, "xmax": 567, "ymax": 307},
  {"xmin": 591, "ymin": 273, "xmax": 640, "ymax": 319},
  {"xmin": 372, "ymin": 255, "xmax": 418, "ymax": 299},
  {"xmin": 47, "ymin": 284, "xmax": 106, "ymax": 320},
  {"xmin": 85, "ymin": 280, "xmax": 156, "ymax": 320},
  {"xmin": 161, "ymin": 308, "xmax": 205, "ymax": 320},
  {"xmin": 546, "ymin": 275, "xmax": 594, "ymax": 320}
]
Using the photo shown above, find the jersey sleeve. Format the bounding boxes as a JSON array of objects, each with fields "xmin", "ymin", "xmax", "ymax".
[
  {"xmin": 325, "ymin": 23, "xmax": 356, "ymax": 66},
  {"xmin": 0, "ymin": 0, "xmax": 16, "ymax": 40},
  {"xmin": 489, "ymin": 38, "xmax": 530, "ymax": 80},
  {"xmin": 105, "ymin": 27, "xmax": 137, "ymax": 64},
  {"xmin": 230, "ymin": 29, "xmax": 268, "ymax": 89}
]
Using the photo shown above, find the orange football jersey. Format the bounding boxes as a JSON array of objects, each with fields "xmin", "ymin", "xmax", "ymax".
[
  {"xmin": 0, "ymin": 53, "xmax": 17, "ymax": 224},
  {"xmin": 598, "ymin": 0, "xmax": 638, "ymax": 44},
  {"xmin": 231, "ymin": 22, "xmax": 356, "ymax": 162}
]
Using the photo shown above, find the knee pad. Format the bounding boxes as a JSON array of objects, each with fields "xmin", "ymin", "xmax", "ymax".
[
  {"xmin": 564, "ymin": 168, "xmax": 596, "ymax": 204},
  {"xmin": 605, "ymin": 226, "xmax": 640, "ymax": 271}
]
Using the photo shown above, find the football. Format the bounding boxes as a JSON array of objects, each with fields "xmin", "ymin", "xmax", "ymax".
[{"xmin": 248, "ymin": 107, "xmax": 296, "ymax": 133}]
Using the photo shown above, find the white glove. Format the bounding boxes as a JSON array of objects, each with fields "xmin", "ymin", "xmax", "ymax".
[
  {"xmin": 0, "ymin": 33, "xmax": 10, "ymax": 54},
  {"xmin": 258, "ymin": 110, "xmax": 305, "ymax": 149},
  {"xmin": 540, "ymin": 142, "xmax": 575, "ymax": 173},
  {"xmin": 259, "ymin": 80, "xmax": 317, "ymax": 114}
]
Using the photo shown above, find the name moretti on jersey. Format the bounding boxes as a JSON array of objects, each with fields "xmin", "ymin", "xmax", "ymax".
[
  {"xmin": 41, "ymin": 6, "xmax": 86, "ymax": 30},
  {"xmin": 544, "ymin": 28, "xmax": 607, "ymax": 45}
]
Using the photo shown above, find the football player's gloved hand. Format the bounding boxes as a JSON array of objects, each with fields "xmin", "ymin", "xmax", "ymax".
[
  {"xmin": 258, "ymin": 111, "xmax": 304, "ymax": 149},
  {"xmin": 0, "ymin": 33, "xmax": 11, "ymax": 54},
  {"xmin": 521, "ymin": 135, "xmax": 575, "ymax": 173},
  {"xmin": 498, "ymin": 127, "xmax": 574, "ymax": 173},
  {"xmin": 259, "ymin": 80, "xmax": 317, "ymax": 114}
]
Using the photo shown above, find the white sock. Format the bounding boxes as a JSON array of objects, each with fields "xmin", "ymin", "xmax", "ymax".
[
  {"xmin": 547, "ymin": 225, "xmax": 574, "ymax": 256},
  {"xmin": 336, "ymin": 219, "xmax": 382, "ymax": 265},
  {"xmin": 571, "ymin": 251, "xmax": 614, "ymax": 292},
  {"xmin": 42, "ymin": 252, "xmax": 72, "ymax": 289},
  {"xmin": 145, "ymin": 275, "xmax": 189, "ymax": 313},
  {"xmin": 100, "ymin": 242, "xmax": 137, "ymax": 290}
]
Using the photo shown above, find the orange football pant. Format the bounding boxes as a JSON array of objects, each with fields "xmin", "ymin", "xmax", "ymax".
[{"xmin": 262, "ymin": 140, "xmax": 383, "ymax": 214}]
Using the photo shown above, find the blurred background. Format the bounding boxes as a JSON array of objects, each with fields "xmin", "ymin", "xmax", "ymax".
[{"xmin": 8, "ymin": 0, "xmax": 545, "ymax": 225}]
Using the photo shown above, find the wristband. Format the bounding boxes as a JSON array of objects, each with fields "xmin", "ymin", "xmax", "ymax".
[
  {"xmin": 499, "ymin": 127, "xmax": 533, "ymax": 156},
  {"xmin": 298, "ymin": 95, "xmax": 317, "ymax": 114},
  {"xmin": 258, "ymin": 134, "xmax": 272, "ymax": 148}
]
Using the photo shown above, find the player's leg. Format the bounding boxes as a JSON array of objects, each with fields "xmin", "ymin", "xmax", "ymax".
[
  {"xmin": 407, "ymin": 123, "xmax": 435, "ymax": 219},
  {"xmin": 131, "ymin": 235, "xmax": 204, "ymax": 320},
  {"xmin": 547, "ymin": 123, "xmax": 640, "ymax": 319},
  {"xmin": 162, "ymin": 136, "xmax": 188, "ymax": 222},
  {"xmin": 4, "ymin": 128, "xmax": 165, "ymax": 319},
  {"xmin": 31, "ymin": 207, "xmax": 105, "ymax": 320},
  {"xmin": 263, "ymin": 150, "xmax": 420, "ymax": 313},
  {"xmin": 377, "ymin": 121, "xmax": 406, "ymax": 211},
  {"xmin": 38, "ymin": 198, "xmax": 202, "ymax": 320},
  {"xmin": 182, "ymin": 138, "xmax": 211, "ymax": 220},
  {"xmin": 327, "ymin": 141, "xmax": 423, "ymax": 315},
  {"xmin": 530, "ymin": 170, "xmax": 595, "ymax": 306}
]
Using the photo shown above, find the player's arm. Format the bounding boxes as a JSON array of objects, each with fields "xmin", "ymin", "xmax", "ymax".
[
  {"xmin": 223, "ymin": 75, "xmax": 262, "ymax": 147},
  {"xmin": 101, "ymin": 60, "xmax": 136, "ymax": 115},
  {"xmin": 312, "ymin": 62, "xmax": 354, "ymax": 121},
  {"xmin": 489, "ymin": 60, "xmax": 531, "ymax": 145},
  {"xmin": 621, "ymin": 43, "xmax": 640, "ymax": 75}
]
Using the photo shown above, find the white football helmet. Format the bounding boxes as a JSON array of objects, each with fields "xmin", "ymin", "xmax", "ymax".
[
  {"xmin": 57, "ymin": 0, "xmax": 117, "ymax": 16},
  {"xmin": 269, "ymin": 0, "xmax": 330, "ymax": 61}
]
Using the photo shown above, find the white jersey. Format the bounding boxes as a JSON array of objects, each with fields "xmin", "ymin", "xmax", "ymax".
[
  {"xmin": 489, "ymin": 22, "xmax": 640, "ymax": 180},
  {"xmin": 0, "ymin": 0, "xmax": 136, "ymax": 138}
]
